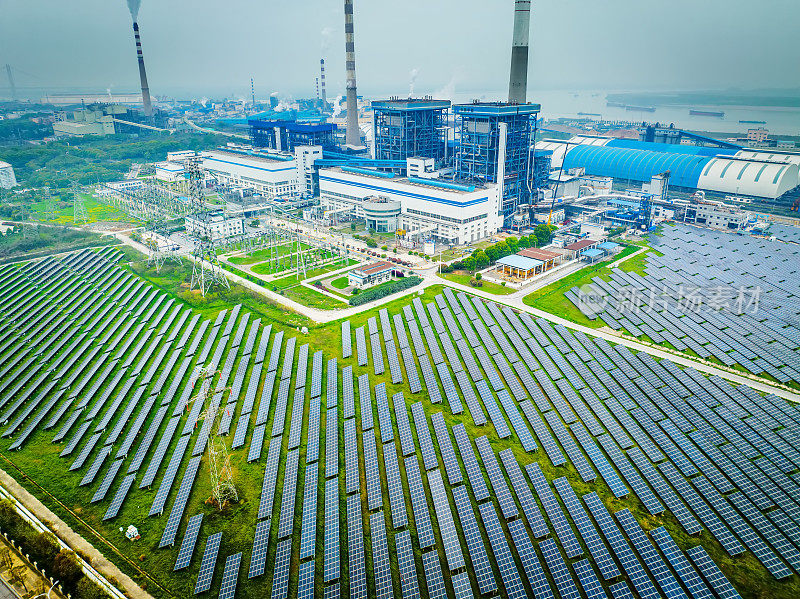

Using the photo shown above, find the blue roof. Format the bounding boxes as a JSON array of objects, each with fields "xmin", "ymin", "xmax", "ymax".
[
  {"xmin": 606, "ymin": 139, "xmax": 739, "ymax": 157},
  {"xmin": 598, "ymin": 241, "xmax": 619, "ymax": 250},
  {"xmin": 582, "ymin": 248, "xmax": 604, "ymax": 258},
  {"xmin": 562, "ymin": 144, "xmax": 712, "ymax": 189},
  {"xmin": 497, "ymin": 255, "xmax": 543, "ymax": 269}
]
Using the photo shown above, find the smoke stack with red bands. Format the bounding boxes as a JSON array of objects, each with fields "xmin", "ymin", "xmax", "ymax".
[{"xmin": 133, "ymin": 22, "xmax": 153, "ymax": 118}]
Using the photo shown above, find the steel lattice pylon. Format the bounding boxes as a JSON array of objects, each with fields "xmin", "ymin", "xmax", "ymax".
[
  {"xmin": 190, "ymin": 240, "xmax": 230, "ymax": 296},
  {"xmin": 189, "ymin": 368, "xmax": 238, "ymax": 509},
  {"xmin": 73, "ymin": 183, "xmax": 88, "ymax": 225}
]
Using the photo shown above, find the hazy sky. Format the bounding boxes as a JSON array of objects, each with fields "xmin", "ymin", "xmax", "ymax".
[{"xmin": 2, "ymin": 0, "xmax": 799, "ymax": 101}]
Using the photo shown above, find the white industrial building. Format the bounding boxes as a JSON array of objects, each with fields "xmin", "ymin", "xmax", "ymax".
[
  {"xmin": 294, "ymin": 146, "xmax": 323, "ymax": 195},
  {"xmin": 685, "ymin": 202, "xmax": 749, "ymax": 231},
  {"xmin": 0, "ymin": 161, "xmax": 17, "ymax": 189},
  {"xmin": 154, "ymin": 162, "xmax": 185, "ymax": 182},
  {"xmin": 319, "ymin": 160, "xmax": 502, "ymax": 244},
  {"xmin": 185, "ymin": 212, "xmax": 244, "ymax": 240}
]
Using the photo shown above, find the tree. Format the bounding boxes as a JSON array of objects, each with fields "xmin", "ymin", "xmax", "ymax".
[
  {"xmin": 485, "ymin": 245, "xmax": 500, "ymax": 263},
  {"xmin": 518, "ymin": 236, "xmax": 531, "ymax": 249},
  {"xmin": 473, "ymin": 250, "xmax": 489, "ymax": 269},
  {"xmin": 462, "ymin": 256, "xmax": 476, "ymax": 272},
  {"xmin": 494, "ymin": 240, "xmax": 510, "ymax": 258},
  {"xmin": 364, "ymin": 238, "xmax": 377, "ymax": 248},
  {"xmin": 528, "ymin": 233, "xmax": 539, "ymax": 247},
  {"xmin": 350, "ymin": 222, "xmax": 356, "ymax": 232},
  {"xmin": 475, "ymin": 272, "xmax": 482, "ymax": 281},
  {"xmin": 75, "ymin": 578, "xmax": 107, "ymax": 599},
  {"xmin": 535, "ymin": 224, "xmax": 556, "ymax": 247},
  {"xmin": 506, "ymin": 236, "xmax": 519, "ymax": 254},
  {"xmin": 52, "ymin": 550, "xmax": 82, "ymax": 587}
]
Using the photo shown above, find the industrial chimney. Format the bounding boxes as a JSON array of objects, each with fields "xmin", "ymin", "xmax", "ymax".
[
  {"xmin": 320, "ymin": 58, "xmax": 328, "ymax": 109},
  {"xmin": 508, "ymin": 0, "xmax": 531, "ymax": 104},
  {"xmin": 343, "ymin": 0, "xmax": 360, "ymax": 146},
  {"xmin": 132, "ymin": 22, "xmax": 153, "ymax": 118}
]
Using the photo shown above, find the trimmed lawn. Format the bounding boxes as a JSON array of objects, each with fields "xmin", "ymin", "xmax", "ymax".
[
  {"xmin": 330, "ymin": 276, "xmax": 350, "ymax": 289},
  {"xmin": 30, "ymin": 194, "xmax": 136, "ymax": 225},
  {"xmin": 437, "ymin": 271, "xmax": 515, "ymax": 295}
]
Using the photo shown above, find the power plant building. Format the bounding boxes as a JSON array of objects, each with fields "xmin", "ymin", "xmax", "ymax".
[
  {"xmin": 539, "ymin": 136, "xmax": 800, "ymax": 202},
  {"xmin": 318, "ymin": 163, "xmax": 502, "ymax": 244},
  {"xmin": 372, "ymin": 99, "xmax": 450, "ymax": 164},
  {"xmin": 202, "ymin": 149, "xmax": 300, "ymax": 198}
]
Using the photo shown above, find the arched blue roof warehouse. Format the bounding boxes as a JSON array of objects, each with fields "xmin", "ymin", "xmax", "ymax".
[
  {"xmin": 605, "ymin": 139, "xmax": 739, "ymax": 157},
  {"xmin": 562, "ymin": 144, "xmax": 712, "ymax": 189}
]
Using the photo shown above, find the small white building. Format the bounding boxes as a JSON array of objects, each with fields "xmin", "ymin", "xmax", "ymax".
[
  {"xmin": 154, "ymin": 162, "xmax": 185, "ymax": 182},
  {"xmin": 202, "ymin": 148, "xmax": 299, "ymax": 198},
  {"xmin": 167, "ymin": 150, "xmax": 198, "ymax": 163},
  {"xmin": 348, "ymin": 261, "xmax": 394, "ymax": 288},
  {"xmin": 0, "ymin": 161, "xmax": 17, "ymax": 189},
  {"xmin": 686, "ymin": 202, "xmax": 748, "ymax": 231},
  {"xmin": 185, "ymin": 212, "xmax": 244, "ymax": 240}
]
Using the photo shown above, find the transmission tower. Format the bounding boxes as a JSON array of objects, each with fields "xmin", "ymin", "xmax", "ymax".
[
  {"xmin": 187, "ymin": 157, "xmax": 229, "ymax": 296},
  {"xmin": 73, "ymin": 183, "xmax": 88, "ymax": 225},
  {"xmin": 42, "ymin": 186, "xmax": 58, "ymax": 221},
  {"xmin": 189, "ymin": 367, "xmax": 238, "ymax": 509}
]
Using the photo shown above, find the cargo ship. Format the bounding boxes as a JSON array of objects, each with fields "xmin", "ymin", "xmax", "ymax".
[
  {"xmin": 690, "ymin": 109, "xmax": 725, "ymax": 117},
  {"xmin": 739, "ymin": 119, "xmax": 766, "ymax": 124},
  {"xmin": 625, "ymin": 105, "xmax": 656, "ymax": 112},
  {"xmin": 577, "ymin": 112, "xmax": 602, "ymax": 117}
]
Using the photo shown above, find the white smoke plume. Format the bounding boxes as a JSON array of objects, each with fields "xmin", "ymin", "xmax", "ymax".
[
  {"xmin": 320, "ymin": 26, "xmax": 334, "ymax": 53},
  {"xmin": 409, "ymin": 68, "xmax": 419, "ymax": 98},
  {"xmin": 331, "ymin": 95, "xmax": 344, "ymax": 118},
  {"xmin": 126, "ymin": 0, "xmax": 142, "ymax": 21},
  {"xmin": 434, "ymin": 72, "xmax": 460, "ymax": 101}
]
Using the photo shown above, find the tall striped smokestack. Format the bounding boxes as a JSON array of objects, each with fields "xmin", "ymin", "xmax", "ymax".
[
  {"xmin": 508, "ymin": 0, "xmax": 531, "ymax": 104},
  {"xmin": 132, "ymin": 22, "xmax": 153, "ymax": 118},
  {"xmin": 320, "ymin": 58, "xmax": 327, "ymax": 108},
  {"xmin": 343, "ymin": 0, "xmax": 360, "ymax": 146}
]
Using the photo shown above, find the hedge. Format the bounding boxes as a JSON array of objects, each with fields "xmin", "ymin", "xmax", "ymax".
[{"xmin": 349, "ymin": 276, "xmax": 422, "ymax": 306}]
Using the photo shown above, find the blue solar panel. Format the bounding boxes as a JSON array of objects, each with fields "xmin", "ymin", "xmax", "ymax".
[
  {"xmin": 357, "ymin": 374, "xmax": 372, "ymax": 430},
  {"xmin": 342, "ymin": 365, "xmax": 355, "ymax": 419},
  {"xmin": 306, "ymin": 396, "xmax": 321, "ymax": 464},
  {"xmin": 430, "ymin": 412, "xmax": 461, "ymax": 484},
  {"xmin": 582, "ymin": 493, "xmax": 661, "ymax": 599},
  {"xmin": 686, "ymin": 546, "xmax": 743, "ymax": 599},
  {"xmin": 421, "ymin": 551, "xmax": 447, "ymax": 599},
  {"xmin": 370, "ymin": 512, "xmax": 393, "ymax": 599},
  {"xmin": 475, "ymin": 436, "xmax": 517, "ymax": 519},
  {"xmin": 499, "ymin": 449, "xmax": 549, "ymax": 538},
  {"xmin": 615, "ymin": 509, "xmax": 689, "ymax": 599},
  {"xmin": 344, "ymin": 418, "xmax": 359, "ymax": 494},
  {"xmin": 571, "ymin": 423, "xmax": 628, "ymax": 498},
  {"xmin": 451, "ymin": 485, "xmax": 497, "ymax": 595},
  {"xmin": 347, "ymin": 494, "xmax": 367, "ymax": 599},
  {"xmin": 324, "ymin": 477, "xmax": 340, "ymax": 582},
  {"xmin": 326, "ymin": 406, "xmax": 338, "ymax": 479},
  {"xmin": 382, "ymin": 443, "xmax": 407, "ymax": 529},
  {"xmin": 552, "ymin": 477, "xmax": 620, "ymax": 580},
  {"xmin": 403, "ymin": 457, "xmax": 435, "ymax": 550},
  {"xmin": 596, "ymin": 434, "xmax": 664, "ymax": 515},
  {"xmin": 257, "ymin": 437, "xmax": 282, "ymax": 520},
  {"xmin": 277, "ymin": 449, "xmax": 300, "ymax": 539},
  {"xmin": 288, "ymin": 387, "xmax": 305, "ymax": 450},
  {"xmin": 427, "ymin": 469, "xmax": 465, "ymax": 571},
  {"xmin": 297, "ymin": 561, "xmax": 314, "ymax": 599},
  {"xmin": 363, "ymin": 429, "xmax": 382, "ymax": 511},
  {"xmin": 300, "ymin": 464, "xmax": 318, "ymax": 560},
  {"xmin": 539, "ymin": 538, "xmax": 581, "ymax": 599},
  {"xmin": 159, "ymin": 456, "xmax": 202, "ymax": 548},
  {"xmin": 495, "ymin": 389, "xmax": 536, "ymax": 451},
  {"xmin": 453, "ymin": 424, "xmax": 489, "ymax": 501},
  {"xmin": 271, "ymin": 538, "xmax": 292, "ymax": 599},
  {"xmin": 247, "ymin": 519, "xmax": 270, "ymax": 579},
  {"xmin": 193, "ymin": 532, "xmax": 221, "ymax": 594},
  {"xmin": 650, "ymin": 527, "xmax": 714, "ymax": 599},
  {"xmin": 519, "ymin": 401, "xmax": 567, "ymax": 467},
  {"xmin": 478, "ymin": 502, "xmax": 527, "ymax": 599},
  {"xmin": 526, "ymin": 463, "xmax": 583, "ymax": 559},
  {"xmin": 543, "ymin": 410, "xmax": 595, "ymax": 482},
  {"xmin": 395, "ymin": 530, "xmax": 421, "ymax": 599},
  {"xmin": 393, "ymin": 393, "xmax": 416, "ymax": 456},
  {"xmin": 507, "ymin": 518, "xmax": 555, "ymax": 599},
  {"xmin": 410, "ymin": 402, "xmax": 437, "ymax": 472},
  {"xmin": 218, "ymin": 552, "xmax": 241, "ymax": 599}
]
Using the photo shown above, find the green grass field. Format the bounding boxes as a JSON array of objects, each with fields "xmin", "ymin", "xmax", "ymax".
[
  {"xmin": 227, "ymin": 244, "xmax": 310, "ymax": 266},
  {"xmin": 29, "ymin": 193, "xmax": 136, "ymax": 225},
  {"xmin": 0, "ymin": 244, "xmax": 797, "ymax": 599},
  {"xmin": 436, "ymin": 271, "xmax": 516, "ymax": 295},
  {"xmin": 330, "ymin": 276, "xmax": 350, "ymax": 290}
]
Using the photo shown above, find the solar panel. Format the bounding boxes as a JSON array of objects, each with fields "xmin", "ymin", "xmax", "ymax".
[
  {"xmin": 248, "ymin": 519, "xmax": 270, "ymax": 579},
  {"xmin": 257, "ymin": 437, "xmax": 282, "ymax": 520},
  {"xmin": 475, "ymin": 436, "xmax": 517, "ymax": 519},
  {"xmin": 421, "ymin": 551, "xmax": 448, "ymax": 599},
  {"xmin": 174, "ymin": 514, "xmax": 203, "ymax": 570},
  {"xmin": 615, "ymin": 509, "xmax": 689, "ymax": 599},
  {"xmin": 451, "ymin": 485, "xmax": 497, "ymax": 595},
  {"xmin": 311, "ymin": 350, "xmax": 323, "ymax": 398},
  {"xmin": 526, "ymin": 463, "xmax": 583, "ymax": 559},
  {"xmin": 552, "ymin": 477, "xmax": 620, "ymax": 579},
  {"xmin": 147, "ymin": 434, "xmax": 190, "ymax": 512},
  {"xmin": 370, "ymin": 333, "xmax": 385, "ymax": 376},
  {"xmin": 400, "ymin": 344, "xmax": 422, "ymax": 393},
  {"xmin": 507, "ymin": 518, "xmax": 555, "ymax": 599},
  {"xmin": 686, "ymin": 546, "xmax": 742, "ymax": 599},
  {"xmin": 375, "ymin": 383, "xmax": 393, "ymax": 444},
  {"xmin": 428, "ymin": 469, "xmax": 465, "ymax": 571},
  {"xmin": 306, "ymin": 397, "xmax": 321, "ymax": 464},
  {"xmin": 453, "ymin": 424, "xmax": 490, "ymax": 501},
  {"xmin": 326, "ymin": 406, "xmax": 338, "ymax": 479},
  {"xmin": 218, "ymin": 552, "xmax": 241, "ymax": 599},
  {"xmin": 519, "ymin": 401, "xmax": 567, "ymax": 467},
  {"xmin": 344, "ymin": 418, "xmax": 359, "ymax": 494},
  {"xmin": 609, "ymin": 581, "xmax": 635, "ymax": 599},
  {"xmin": 324, "ymin": 477, "xmax": 340, "ymax": 582},
  {"xmin": 80, "ymin": 445, "xmax": 112, "ymax": 487},
  {"xmin": 355, "ymin": 327, "xmax": 368, "ymax": 366},
  {"xmin": 271, "ymin": 538, "xmax": 292, "ymax": 599},
  {"xmin": 596, "ymin": 434, "xmax": 663, "ymax": 514},
  {"xmin": 650, "ymin": 527, "xmax": 714, "ymax": 599},
  {"xmin": 582, "ymin": 493, "xmax": 661, "ymax": 599},
  {"xmin": 288, "ymin": 387, "xmax": 306, "ymax": 449},
  {"xmin": 248, "ymin": 423, "xmax": 266, "ymax": 463},
  {"xmin": 160, "ymin": 456, "xmax": 202, "ymax": 548},
  {"xmin": 363, "ymin": 429, "xmax": 383, "ymax": 511},
  {"xmin": 370, "ymin": 512, "xmax": 393, "ymax": 599},
  {"xmin": 435, "ymin": 361, "xmax": 462, "ymax": 414},
  {"xmin": 299, "ymin": 464, "xmax": 319, "ymax": 560},
  {"xmin": 103, "ymin": 473, "xmax": 135, "ymax": 521},
  {"xmin": 478, "ymin": 501, "xmax": 527, "ymax": 599},
  {"xmin": 341, "ymin": 320, "xmax": 352, "ymax": 358},
  {"xmin": 454, "ymin": 369, "xmax": 486, "ymax": 425},
  {"xmin": 496, "ymin": 389, "xmax": 536, "ymax": 451},
  {"xmin": 383, "ymin": 443, "xmax": 408, "ymax": 529},
  {"xmin": 193, "ymin": 532, "xmax": 221, "ymax": 594},
  {"xmin": 277, "ymin": 449, "xmax": 300, "ymax": 539},
  {"xmin": 347, "ymin": 494, "xmax": 367, "ymax": 599},
  {"xmin": 393, "ymin": 393, "xmax": 416, "ymax": 456},
  {"xmin": 410, "ymin": 402, "xmax": 437, "ymax": 471},
  {"xmin": 474, "ymin": 379, "xmax": 511, "ymax": 439},
  {"xmin": 430, "ymin": 412, "xmax": 460, "ymax": 484},
  {"xmin": 395, "ymin": 530, "xmax": 421, "ymax": 599},
  {"xmin": 543, "ymin": 410, "xmax": 595, "ymax": 482},
  {"xmin": 357, "ymin": 374, "xmax": 372, "ymax": 431},
  {"xmin": 297, "ymin": 561, "xmax": 314, "ymax": 599},
  {"xmin": 539, "ymin": 538, "xmax": 581, "ymax": 599},
  {"xmin": 499, "ymin": 449, "xmax": 549, "ymax": 538},
  {"xmin": 571, "ymin": 423, "xmax": 628, "ymax": 498},
  {"xmin": 402, "ymin": 457, "xmax": 435, "ymax": 550}
]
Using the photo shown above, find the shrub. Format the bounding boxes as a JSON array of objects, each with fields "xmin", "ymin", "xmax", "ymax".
[
  {"xmin": 349, "ymin": 276, "xmax": 422, "ymax": 306},
  {"xmin": 475, "ymin": 272, "xmax": 482, "ymax": 281},
  {"xmin": 30, "ymin": 532, "xmax": 60, "ymax": 565},
  {"xmin": 469, "ymin": 277, "xmax": 483, "ymax": 287},
  {"xmin": 393, "ymin": 248, "xmax": 397, "ymax": 253},
  {"xmin": 381, "ymin": 245, "xmax": 388, "ymax": 251},
  {"xmin": 364, "ymin": 238, "xmax": 378, "ymax": 248},
  {"xmin": 75, "ymin": 578, "xmax": 107, "ymax": 599},
  {"xmin": 52, "ymin": 550, "xmax": 82, "ymax": 587}
]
